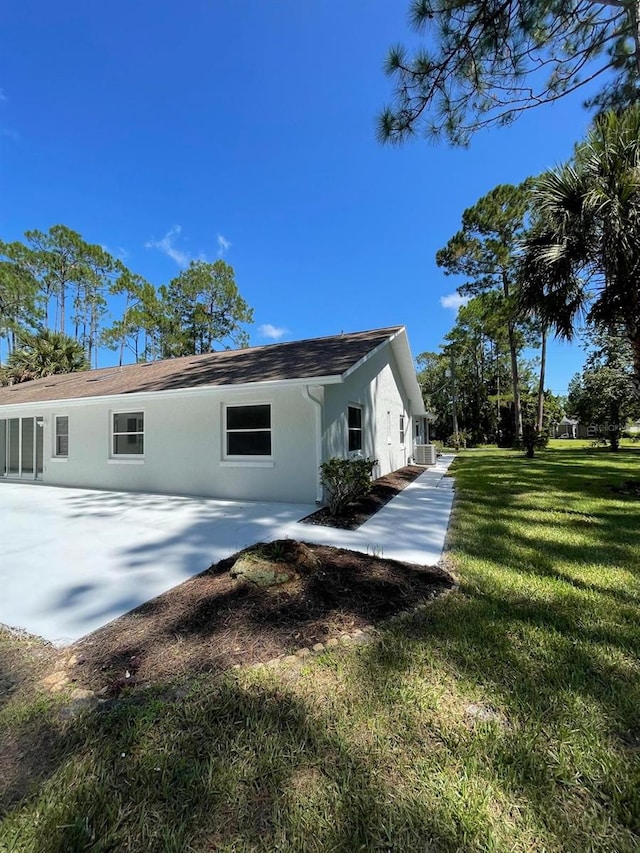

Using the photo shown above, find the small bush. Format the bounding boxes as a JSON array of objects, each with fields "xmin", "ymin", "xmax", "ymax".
[
  {"xmin": 521, "ymin": 424, "xmax": 549, "ymax": 458},
  {"xmin": 319, "ymin": 456, "xmax": 377, "ymax": 517},
  {"xmin": 447, "ymin": 430, "xmax": 470, "ymax": 450}
]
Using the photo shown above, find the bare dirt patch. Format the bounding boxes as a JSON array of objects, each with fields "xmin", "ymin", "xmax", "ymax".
[
  {"xmin": 301, "ymin": 464, "xmax": 426, "ymax": 529},
  {"xmin": 69, "ymin": 540, "xmax": 453, "ymax": 696}
]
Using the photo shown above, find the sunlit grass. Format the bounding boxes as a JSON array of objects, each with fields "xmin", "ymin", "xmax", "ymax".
[{"xmin": 1, "ymin": 445, "xmax": 639, "ymax": 851}]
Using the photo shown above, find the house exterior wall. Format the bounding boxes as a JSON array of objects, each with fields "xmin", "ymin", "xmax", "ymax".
[
  {"xmin": 322, "ymin": 344, "xmax": 413, "ymax": 478},
  {"xmin": 0, "ymin": 339, "xmax": 422, "ymax": 502},
  {"xmin": 0, "ymin": 384, "xmax": 319, "ymax": 503}
]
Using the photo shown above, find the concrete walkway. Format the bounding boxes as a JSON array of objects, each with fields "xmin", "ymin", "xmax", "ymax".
[{"xmin": 282, "ymin": 453, "xmax": 456, "ymax": 565}]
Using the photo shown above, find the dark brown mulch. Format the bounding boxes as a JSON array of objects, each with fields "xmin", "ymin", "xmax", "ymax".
[
  {"xmin": 300, "ymin": 464, "xmax": 426, "ymax": 530},
  {"xmin": 70, "ymin": 539, "xmax": 453, "ymax": 696}
]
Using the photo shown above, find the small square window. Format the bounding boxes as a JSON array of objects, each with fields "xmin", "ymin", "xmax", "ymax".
[
  {"xmin": 55, "ymin": 416, "xmax": 69, "ymax": 457},
  {"xmin": 112, "ymin": 412, "xmax": 144, "ymax": 455}
]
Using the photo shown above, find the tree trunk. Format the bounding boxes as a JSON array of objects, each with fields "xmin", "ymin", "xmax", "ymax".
[
  {"xmin": 59, "ymin": 285, "xmax": 65, "ymax": 335},
  {"xmin": 507, "ymin": 321, "xmax": 523, "ymax": 441},
  {"xmin": 450, "ymin": 352, "xmax": 459, "ymax": 446},
  {"xmin": 625, "ymin": 309, "xmax": 640, "ymax": 400},
  {"xmin": 502, "ymin": 272, "xmax": 523, "ymax": 442},
  {"xmin": 631, "ymin": 336, "xmax": 640, "ymax": 400},
  {"xmin": 495, "ymin": 344, "xmax": 500, "ymax": 420},
  {"xmin": 629, "ymin": 0, "xmax": 640, "ymax": 80},
  {"xmin": 119, "ymin": 293, "xmax": 130, "ymax": 367},
  {"xmin": 537, "ymin": 326, "xmax": 547, "ymax": 433},
  {"xmin": 90, "ymin": 302, "xmax": 98, "ymax": 368}
]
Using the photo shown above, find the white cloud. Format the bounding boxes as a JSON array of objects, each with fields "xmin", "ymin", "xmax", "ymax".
[
  {"xmin": 102, "ymin": 244, "xmax": 129, "ymax": 261},
  {"xmin": 145, "ymin": 225, "xmax": 190, "ymax": 267},
  {"xmin": 217, "ymin": 233, "xmax": 231, "ymax": 256},
  {"xmin": 258, "ymin": 323, "xmax": 288, "ymax": 340},
  {"xmin": 440, "ymin": 292, "xmax": 469, "ymax": 310}
]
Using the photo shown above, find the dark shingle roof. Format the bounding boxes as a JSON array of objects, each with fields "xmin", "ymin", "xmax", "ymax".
[{"xmin": 0, "ymin": 327, "xmax": 402, "ymax": 406}]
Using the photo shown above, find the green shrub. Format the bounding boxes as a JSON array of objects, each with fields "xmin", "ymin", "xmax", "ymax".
[
  {"xmin": 521, "ymin": 424, "xmax": 549, "ymax": 458},
  {"xmin": 319, "ymin": 456, "xmax": 377, "ymax": 517},
  {"xmin": 447, "ymin": 430, "xmax": 470, "ymax": 450}
]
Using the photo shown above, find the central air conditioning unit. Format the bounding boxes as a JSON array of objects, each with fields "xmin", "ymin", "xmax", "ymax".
[{"xmin": 414, "ymin": 444, "xmax": 437, "ymax": 466}]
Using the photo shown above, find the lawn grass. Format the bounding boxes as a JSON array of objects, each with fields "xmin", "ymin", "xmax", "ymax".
[{"xmin": 1, "ymin": 445, "xmax": 639, "ymax": 852}]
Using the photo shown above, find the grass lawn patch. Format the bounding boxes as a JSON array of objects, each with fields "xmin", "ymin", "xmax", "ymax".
[{"xmin": 1, "ymin": 445, "xmax": 639, "ymax": 852}]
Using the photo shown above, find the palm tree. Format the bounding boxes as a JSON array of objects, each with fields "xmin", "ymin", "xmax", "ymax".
[
  {"xmin": 519, "ymin": 105, "xmax": 640, "ymax": 396},
  {"xmin": 6, "ymin": 329, "xmax": 90, "ymax": 383}
]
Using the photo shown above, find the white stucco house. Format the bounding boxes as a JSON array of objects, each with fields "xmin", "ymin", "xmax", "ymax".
[{"xmin": 0, "ymin": 326, "xmax": 428, "ymax": 504}]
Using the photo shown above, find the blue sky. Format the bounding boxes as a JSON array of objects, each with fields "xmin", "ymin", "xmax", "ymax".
[{"xmin": 1, "ymin": 0, "xmax": 597, "ymax": 391}]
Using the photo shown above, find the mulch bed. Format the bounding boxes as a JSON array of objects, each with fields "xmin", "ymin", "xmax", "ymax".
[
  {"xmin": 70, "ymin": 540, "xmax": 453, "ymax": 696},
  {"xmin": 300, "ymin": 464, "xmax": 425, "ymax": 530},
  {"xmin": 29, "ymin": 464, "xmax": 442, "ymax": 698}
]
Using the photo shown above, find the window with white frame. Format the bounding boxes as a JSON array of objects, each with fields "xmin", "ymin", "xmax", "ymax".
[
  {"xmin": 0, "ymin": 416, "xmax": 43, "ymax": 479},
  {"xmin": 226, "ymin": 404, "xmax": 271, "ymax": 456},
  {"xmin": 55, "ymin": 416, "xmax": 69, "ymax": 457},
  {"xmin": 399, "ymin": 414, "xmax": 405, "ymax": 445},
  {"xmin": 112, "ymin": 412, "xmax": 144, "ymax": 455},
  {"xmin": 348, "ymin": 405, "xmax": 363, "ymax": 452}
]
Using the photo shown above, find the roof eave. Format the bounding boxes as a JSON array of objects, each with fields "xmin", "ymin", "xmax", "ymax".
[
  {"xmin": 0, "ymin": 373, "xmax": 344, "ymax": 412},
  {"xmin": 341, "ymin": 326, "xmax": 425, "ymax": 416},
  {"xmin": 392, "ymin": 330, "xmax": 426, "ymax": 416}
]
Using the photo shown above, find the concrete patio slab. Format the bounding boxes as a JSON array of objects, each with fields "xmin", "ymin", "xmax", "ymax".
[
  {"xmin": 0, "ymin": 483, "xmax": 314, "ymax": 645},
  {"xmin": 0, "ymin": 455, "xmax": 456, "ymax": 646}
]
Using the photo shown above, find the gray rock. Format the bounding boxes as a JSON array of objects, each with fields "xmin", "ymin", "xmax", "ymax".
[
  {"xmin": 230, "ymin": 553, "xmax": 296, "ymax": 587},
  {"xmin": 60, "ymin": 696, "xmax": 97, "ymax": 718}
]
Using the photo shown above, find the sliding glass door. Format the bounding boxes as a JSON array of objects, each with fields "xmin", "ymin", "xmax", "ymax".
[{"xmin": 0, "ymin": 416, "xmax": 44, "ymax": 479}]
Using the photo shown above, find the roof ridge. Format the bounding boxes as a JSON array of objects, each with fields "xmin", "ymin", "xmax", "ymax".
[{"xmin": 78, "ymin": 326, "xmax": 405, "ymax": 374}]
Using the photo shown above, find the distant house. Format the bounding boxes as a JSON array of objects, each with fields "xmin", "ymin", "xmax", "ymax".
[
  {"xmin": 553, "ymin": 417, "xmax": 580, "ymax": 439},
  {"xmin": 553, "ymin": 417, "xmax": 599, "ymax": 439},
  {"xmin": 0, "ymin": 326, "xmax": 427, "ymax": 503}
]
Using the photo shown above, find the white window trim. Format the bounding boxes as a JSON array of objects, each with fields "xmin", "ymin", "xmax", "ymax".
[
  {"xmin": 110, "ymin": 409, "xmax": 145, "ymax": 459},
  {"xmin": 347, "ymin": 403, "xmax": 364, "ymax": 454},
  {"xmin": 399, "ymin": 413, "xmax": 406, "ymax": 449},
  {"xmin": 0, "ymin": 415, "xmax": 44, "ymax": 479},
  {"xmin": 220, "ymin": 460, "xmax": 275, "ymax": 468},
  {"xmin": 222, "ymin": 401, "xmax": 274, "ymax": 463},
  {"xmin": 54, "ymin": 415, "xmax": 69, "ymax": 459}
]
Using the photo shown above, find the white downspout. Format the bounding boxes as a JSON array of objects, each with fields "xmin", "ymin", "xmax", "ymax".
[{"xmin": 302, "ymin": 385, "xmax": 324, "ymax": 503}]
